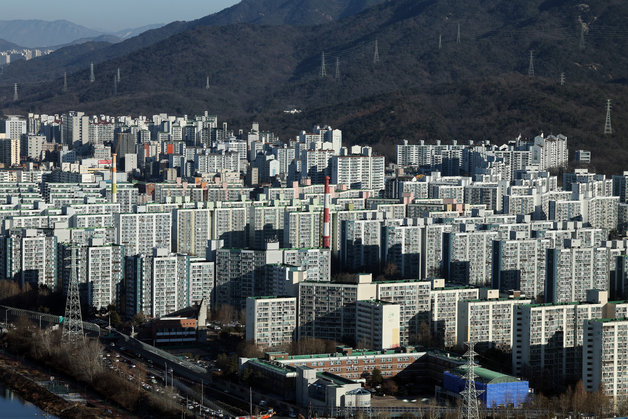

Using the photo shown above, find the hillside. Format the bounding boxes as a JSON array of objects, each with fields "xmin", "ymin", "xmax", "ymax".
[
  {"xmin": 0, "ymin": 0, "xmax": 387, "ymax": 85},
  {"xmin": 0, "ymin": 39, "xmax": 23, "ymax": 51},
  {"xmin": 197, "ymin": 0, "xmax": 388, "ymax": 25},
  {"xmin": 2, "ymin": 0, "xmax": 628, "ymax": 173}
]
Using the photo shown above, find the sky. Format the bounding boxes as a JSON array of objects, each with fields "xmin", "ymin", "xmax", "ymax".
[{"xmin": 0, "ymin": 0, "xmax": 241, "ymax": 31}]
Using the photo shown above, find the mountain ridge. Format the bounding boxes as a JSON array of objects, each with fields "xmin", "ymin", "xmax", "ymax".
[{"xmin": 2, "ymin": 0, "xmax": 627, "ymax": 173}]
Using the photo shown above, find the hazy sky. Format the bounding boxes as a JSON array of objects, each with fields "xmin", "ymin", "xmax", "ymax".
[{"xmin": 1, "ymin": 0, "xmax": 241, "ymax": 31}]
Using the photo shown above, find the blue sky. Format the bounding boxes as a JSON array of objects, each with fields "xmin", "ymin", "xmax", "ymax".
[{"xmin": 1, "ymin": 0, "xmax": 241, "ymax": 31}]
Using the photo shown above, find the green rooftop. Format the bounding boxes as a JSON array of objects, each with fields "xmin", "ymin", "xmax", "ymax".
[{"xmin": 452, "ymin": 366, "xmax": 519, "ymax": 384}]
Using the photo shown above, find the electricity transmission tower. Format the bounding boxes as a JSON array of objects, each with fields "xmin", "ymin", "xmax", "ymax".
[
  {"xmin": 457, "ymin": 23, "xmax": 461, "ymax": 44},
  {"xmin": 560, "ymin": 72, "xmax": 565, "ymax": 86},
  {"xmin": 113, "ymin": 74, "xmax": 118, "ymax": 95},
  {"xmin": 206, "ymin": 75, "xmax": 210, "ymax": 89},
  {"xmin": 604, "ymin": 99, "xmax": 613, "ymax": 135},
  {"xmin": 13, "ymin": 83, "xmax": 18, "ymax": 101},
  {"xmin": 461, "ymin": 341, "xmax": 483, "ymax": 419},
  {"xmin": 335, "ymin": 57, "xmax": 340, "ymax": 80},
  {"xmin": 439, "ymin": 33, "xmax": 442, "ymax": 50},
  {"xmin": 320, "ymin": 52, "xmax": 327, "ymax": 78},
  {"xmin": 117, "ymin": 67, "xmax": 121, "ymax": 83},
  {"xmin": 528, "ymin": 50, "xmax": 535, "ymax": 77},
  {"xmin": 63, "ymin": 72, "xmax": 68, "ymax": 92},
  {"xmin": 62, "ymin": 245, "xmax": 84, "ymax": 343},
  {"xmin": 373, "ymin": 39, "xmax": 380, "ymax": 64},
  {"xmin": 89, "ymin": 62, "xmax": 95, "ymax": 83}
]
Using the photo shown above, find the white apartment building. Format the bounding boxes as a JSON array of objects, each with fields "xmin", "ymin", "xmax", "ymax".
[
  {"xmin": 283, "ymin": 248, "xmax": 331, "ymax": 283},
  {"xmin": 246, "ymin": 296, "xmax": 297, "ymax": 348},
  {"xmin": 189, "ymin": 259, "xmax": 215, "ymax": 308},
  {"xmin": 382, "ymin": 221, "xmax": 422, "ymax": 279},
  {"xmin": 298, "ymin": 273, "xmax": 376, "ymax": 342},
  {"xmin": 85, "ymin": 244, "xmax": 124, "ymax": 310},
  {"xmin": 376, "ymin": 280, "xmax": 432, "ymax": 345},
  {"xmin": 213, "ymin": 206, "xmax": 247, "ymax": 249},
  {"xmin": 512, "ymin": 292, "xmax": 607, "ymax": 380},
  {"xmin": 430, "ymin": 279, "xmax": 480, "ymax": 348},
  {"xmin": 284, "ymin": 209, "xmax": 322, "ymax": 249},
  {"xmin": 115, "ymin": 212, "xmax": 171, "ymax": 256},
  {"xmin": 125, "ymin": 249, "xmax": 189, "ymax": 318},
  {"xmin": 340, "ymin": 219, "xmax": 382, "ymax": 271},
  {"xmin": 331, "ymin": 153, "xmax": 385, "ymax": 191},
  {"xmin": 174, "ymin": 208, "xmax": 213, "ymax": 257},
  {"xmin": 457, "ymin": 292, "xmax": 532, "ymax": 349},
  {"xmin": 583, "ymin": 318, "xmax": 628, "ymax": 400},
  {"xmin": 492, "ymin": 237, "xmax": 551, "ymax": 300},
  {"xmin": 446, "ymin": 230, "xmax": 498, "ymax": 286},
  {"xmin": 355, "ymin": 300, "xmax": 401, "ymax": 350},
  {"xmin": 546, "ymin": 245, "xmax": 610, "ymax": 303}
]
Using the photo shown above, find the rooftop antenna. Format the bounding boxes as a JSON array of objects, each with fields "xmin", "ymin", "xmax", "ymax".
[
  {"xmin": 320, "ymin": 51, "xmax": 327, "ymax": 78},
  {"xmin": 439, "ymin": 33, "xmax": 442, "ymax": 50},
  {"xmin": 373, "ymin": 39, "xmax": 380, "ymax": 64},
  {"xmin": 528, "ymin": 50, "xmax": 535, "ymax": 77},
  {"xmin": 559, "ymin": 72, "xmax": 565, "ymax": 86},
  {"xmin": 461, "ymin": 341, "xmax": 483, "ymax": 419},
  {"xmin": 604, "ymin": 99, "xmax": 613, "ymax": 135},
  {"xmin": 63, "ymin": 72, "xmax": 68, "ymax": 92},
  {"xmin": 62, "ymin": 244, "xmax": 84, "ymax": 343},
  {"xmin": 335, "ymin": 57, "xmax": 340, "ymax": 80},
  {"xmin": 206, "ymin": 75, "xmax": 210, "ymax": 89},
  {"xmin": 579, "ymin": 23, "xmax": 585, "ymax": 51},
  {"xmin": 89, "ymin": 62, "xmax": 95, "ymax": 83},
  {"xmin": 13, "ymin": 83, "xmax": 18, "ymax": 101},
  {"xmin": 457, "ymin": 23, "xmax": 461, "ymax": 44}
]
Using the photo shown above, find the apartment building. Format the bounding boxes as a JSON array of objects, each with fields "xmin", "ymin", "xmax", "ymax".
[
  {"xmin": 430, "ymin": 279, "xmax": 480, "ymax": 348},
  {"xmin": 512, "ymin": 291, "xmax": 608, "ymax": 380},
  {"xmin": 457, "ymin": 291, "xmax": 532, "ymax": 349},
  {"xmin": 382, "ymin": 220, "xmax": 422, "ymax": 279},
  {"xmin": 298, "ymin": 274, "xmax": 376, "ymax": 343},
  {"xmin": 355, "ymin": 300, "xmax": 401, "ymax": 350},
  {"xmin": 115, "ymin": 212, "xmax": 171, "ymax": 256},
  {"xmin": 376, "ymin": 280, "xmax": 432, "ymax": 346},
  {"xmin": 582, "ymin": 318, "xmax": 628, "ymax": 400},
  {"xmin": 246, "ymin": 296, "xmax": 297, "ymax": 348}
]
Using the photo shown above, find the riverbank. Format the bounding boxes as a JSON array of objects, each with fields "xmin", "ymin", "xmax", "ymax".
[{"xmin": 0, "ymin": 352, "xmax": 114, "ymax": 418}]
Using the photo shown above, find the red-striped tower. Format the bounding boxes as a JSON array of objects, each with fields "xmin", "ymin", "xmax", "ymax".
[{"xmin": 323, "ymin": 176, "xmax": 331, "ymax": 248}]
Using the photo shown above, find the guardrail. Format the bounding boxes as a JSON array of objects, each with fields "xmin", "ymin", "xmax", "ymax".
[{"xmin": 0, "ymin": 305, "xmax": 100, "ymax": 337}]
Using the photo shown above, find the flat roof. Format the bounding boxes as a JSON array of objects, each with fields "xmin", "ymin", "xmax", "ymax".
[{"xmin": 452, "ymin": 366, "xmax": 520, "ymax": 384}]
